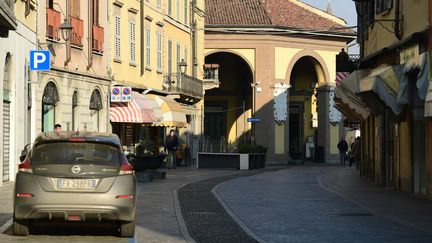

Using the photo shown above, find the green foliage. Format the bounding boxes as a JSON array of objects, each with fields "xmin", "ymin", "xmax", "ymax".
[
  {"xmin": 136, "ymin": 139, "xmax": 157, "ymax": 156},
  {"xmin": 237, "ymin": 144, "xmax": 268, "ymax": 154}
]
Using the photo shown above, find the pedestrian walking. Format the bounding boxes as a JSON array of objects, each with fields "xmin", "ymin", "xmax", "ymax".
[
  {"xmin": 353, "ymin": 137, "xmax": 361, "ymax": 169},
  {"xmin": 337, "ymin": 137, "xmax": 348, "ymax": 166},
  {"xmin": 164, "ymin": 129, "xmax": 179, "ymax": 169}
]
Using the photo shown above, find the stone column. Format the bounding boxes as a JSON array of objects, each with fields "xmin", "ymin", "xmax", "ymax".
[{"xmin": 316, "ymin": 84, "xmax": 339, "ymax": 163}]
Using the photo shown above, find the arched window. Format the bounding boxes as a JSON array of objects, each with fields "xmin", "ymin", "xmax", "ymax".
[
  {"xmin": 89, "ymin": 89, "xmax": 102, "ymax": 131},
  {"xmin": 3, "ymin": 53, "xmax": 11, "ymax": 182},
  {"xmin": 42, "ymin": 82, "xmax": 59, "ymax": 132},
  {"xmin": 72, "ymin": 91, "xmax": 78, "ymax": 130}
]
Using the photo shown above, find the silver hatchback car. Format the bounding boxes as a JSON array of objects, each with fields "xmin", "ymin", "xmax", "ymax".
[{"xmin": 13, "ymin": 132, "xmax": 136, "ymax": 237}]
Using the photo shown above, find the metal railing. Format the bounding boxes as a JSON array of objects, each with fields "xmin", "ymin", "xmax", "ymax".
[{"xmin": 164, "ymin": 73, "xmax": 203, "ymax": 99}]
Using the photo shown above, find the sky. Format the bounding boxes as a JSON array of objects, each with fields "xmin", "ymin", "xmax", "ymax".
[
  {"xmin": 299, "ymin": 0, "xmax": 357, "ymax": 27},
  {"xmin": 299, "ymin": 0, "xmax": 359, "ymax": 54}
]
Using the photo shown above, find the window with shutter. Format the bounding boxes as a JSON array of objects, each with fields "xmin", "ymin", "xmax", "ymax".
[
  {"xmin": 184, "ymin": 47, "xmax": 188, "ymax": 74},
  {"xmin": 168, "ymin": 0, "xmax": 172, "ymax": 16},
  {"xmin": 176, "ymin": 43, "xmax": 180, "ymax": 73},
  {"xmin": 115, "ymin": 15, "xmax": 121, "ymax": 60},
  {"xmin": 146, "ymin": 28, "xmax": 151, "ymax": 68},
  {"xmin": 157, "ymin": 32, "xmax": 163, "ymax": 72},
  {"xmin": 130, "ymin": 21, "xmax": 136, "ymax": 64},
  {"xmin": 177, "ymin": 0, "xmax": 180, "ymax": 20},
  {"xmin": 157, "ymin": 0, "xmax": 161, "ymax": 8},
  {"xmin": 71, "ymin": 0, "xmax": 80, "ymax": 18},
  {"xmin": 93, "ymin": 0, "xmax": 99, "ymax": 25},
  {"xmin": 168, "ymin": 40, "xmax": 172, "ymax": 75},
  {"xmin": 184, "ymin": 0, "xmax": 188, "ymax": 25}
]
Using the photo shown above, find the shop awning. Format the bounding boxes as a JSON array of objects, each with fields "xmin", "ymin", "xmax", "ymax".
[
  {"xmin": 147, "ymin": 94, "xmax": 187, "ymax": 127},
  {"xmin": 358, "ymin": 65, "xmax": 405, "ymax": 115},
  {"xmin": 334, "ymin": 69, "xmax": 371, "ymax": 120},
  {"xmin": 110, "ymin": 91, "xmax": 154, "ymax": 123}
]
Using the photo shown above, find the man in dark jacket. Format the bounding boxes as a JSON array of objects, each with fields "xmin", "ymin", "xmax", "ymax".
[
  {"xmin": 165, "ymin": 129, "xmax": 179, "ymax": 169},
  {"xmin": 337, "ymin": 137, "xmax": 348, "ymax": 166}
]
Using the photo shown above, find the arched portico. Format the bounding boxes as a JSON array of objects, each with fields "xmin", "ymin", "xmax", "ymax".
[{"xmin": 204, "ymin": 51, "xmax": 254, "ymax": 152}]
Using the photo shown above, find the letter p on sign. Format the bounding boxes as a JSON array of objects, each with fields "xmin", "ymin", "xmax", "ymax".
[{"xmin": 30, "ymin": 50, "xmax": 50, "ymax": 71}]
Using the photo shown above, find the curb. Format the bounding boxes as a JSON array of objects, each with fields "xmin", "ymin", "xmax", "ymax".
[
  {"xmin": 212, "ymin": 179, "xmax": 266, "ymax": 243},
  {"xmin": 172, "ymin": 183, "xmax": 196, "ymax": 243}
]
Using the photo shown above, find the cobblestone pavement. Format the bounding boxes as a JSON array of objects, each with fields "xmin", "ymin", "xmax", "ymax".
[{"xmin": 215, "ymin": 166, "xmax": 432, "ymax": 243}]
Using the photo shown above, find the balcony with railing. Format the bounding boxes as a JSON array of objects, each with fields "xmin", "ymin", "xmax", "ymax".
[
  {"xmin": 92, "ymin": 25, "xmax": 104, "ymax": 52},
  {"xmin": 164, "ymin": 73, "xmax": 203, "ymax": 100},
  {"xmin": 46, "ymin": 8, "xmax": 61, "ymax": 40},
  {"xmin": 0, "ymin": 0, "xmax": 17, "ymax": 36},
  {"xmin": 203, "ymin": 64, "xmax": 220, "ymax": 90},
  {"xmin": 71, "ymin": 16, "xmax": 84, "ymax": 46}
]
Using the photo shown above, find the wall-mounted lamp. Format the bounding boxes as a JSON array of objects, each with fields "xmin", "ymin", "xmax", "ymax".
[
  {"xmin": 59, "ymin": 20, "xmax": 73, "ymax": 42},
  {"xmin": 179, "ymin": 59, "xmax": 187, "ymax": 75}
]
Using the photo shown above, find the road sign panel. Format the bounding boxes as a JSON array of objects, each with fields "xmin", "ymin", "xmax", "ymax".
[
  {"xmin": 30, "ymin": 50, "xmax": 50, "ymax": 71},
  {"xmin": 247, "ymin": 118, "xmax": 261, "ymax": 123}
]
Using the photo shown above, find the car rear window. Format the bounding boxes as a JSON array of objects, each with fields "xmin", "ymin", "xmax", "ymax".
[{"xmin": 31, "ymin": 142, "xmax": 121, "ymax": 165}]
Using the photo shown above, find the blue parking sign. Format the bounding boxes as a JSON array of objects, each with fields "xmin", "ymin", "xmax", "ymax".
[{"xmin": 30, "ymin": 50, "xmax": 50, "ymax": 71}]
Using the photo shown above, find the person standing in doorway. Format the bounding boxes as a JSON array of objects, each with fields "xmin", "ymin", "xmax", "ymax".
[
  {"xmin": 337, "ymin": 137, "xmax": 348, "ymax": 166},
  {"xmin": 165, "ymin": 129, "xmax": 179, "ymax": 169}
]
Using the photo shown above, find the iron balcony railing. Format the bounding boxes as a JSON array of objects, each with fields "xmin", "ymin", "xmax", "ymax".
[
  {"xmin": 164, "ymin": 73, "xmax": 203, "ymax": 99},
  {"xmin": 0, "ymin": 0, "xmax": 17, "ymax": 31}
]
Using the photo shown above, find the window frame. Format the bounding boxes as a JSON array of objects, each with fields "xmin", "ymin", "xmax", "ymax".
[{"xmin": 114, "ymin": 15, "xmax": 121, "ymax": 61}]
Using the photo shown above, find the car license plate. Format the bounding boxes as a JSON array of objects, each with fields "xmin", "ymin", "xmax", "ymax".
[{"xmin": 57, "ymin": 179, "xmax": 97, "ymax": 190}]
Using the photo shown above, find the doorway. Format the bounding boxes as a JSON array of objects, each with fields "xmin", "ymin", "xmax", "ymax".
[{"xmin": 289, "ymin": 103, "xmax": 304, "ymax": 159}]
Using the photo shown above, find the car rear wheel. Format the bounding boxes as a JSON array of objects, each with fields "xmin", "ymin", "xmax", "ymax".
[
  {"xmin": 13, "ymin": 219, "xmax": 29, "ymax": 236},
  {"xmin": 120, "ymin": 219, "xmax": 135, "ymax": 238}
]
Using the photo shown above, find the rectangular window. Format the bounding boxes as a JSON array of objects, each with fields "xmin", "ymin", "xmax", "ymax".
[
  {"xmin": 157, "ymin": 32, "xmax": 163, "ymax": 72},
  {"xmin": 176, "ymin": 43, "xmax": 181, "ymax": 73},
  {"xmin": 115, "ymin": 15, "xmax": 121, "ymax": 60},
  {"xmin": 168, "ymin": 40, "xmax": 173, "ymax": 75},
  {"xmin": 145, "ymin": 28, "xmax": 151, "ymax": 68},
  {"xmin": 93, "ymin": 0, "xmax": 99, "ymax": 25},
  {"xmin": 177, "ymin": 0, "xmax": 180, "ymax": 20},
  {"xmin": 376, "ymin": 0, "xmax": 393, "ymax": 14},
  {"xmin": 168, "ymin": 0, "xmax": 172, "ymax": 16},
  {"xmin": 184, "ymin": 47, "xmax": 188, "ymax": 74},
  {"xmin": 130, "ymin": 21, "xmax": 136, "ymax": 64},
  {"xmin": 71, "ymin": 0, "xmax": 80, "ymax": 18},
  {"xmin": 184, "ymin": 0, "xmax": 188, "ymax": 25},
  {"xmin": 157, "ymin": 0, "xmax": 161, "ymax": 8}
]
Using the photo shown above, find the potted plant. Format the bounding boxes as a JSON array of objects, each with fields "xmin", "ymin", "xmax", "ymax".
[{"xmin": 129, "ymin": 139, "xmax": 166, "ymax": 171}]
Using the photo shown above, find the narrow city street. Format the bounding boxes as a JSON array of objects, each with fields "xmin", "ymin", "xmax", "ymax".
[{"xmin": 1, "ymin": 165, "xmax": 432, "ymax": 242}]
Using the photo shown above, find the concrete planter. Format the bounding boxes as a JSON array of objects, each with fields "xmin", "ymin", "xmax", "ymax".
[
  {"xmin": 127, "ymin": 154, "xmax": 166, "ymax": 171},
  {"xmin": 198, "ymin": 152, "xmax": 266, "ymax": 170}
]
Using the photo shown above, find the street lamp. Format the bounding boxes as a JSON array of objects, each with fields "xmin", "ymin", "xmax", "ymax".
[
  {"xmin": 59, "ymin": 19, "xmax": 73, "ymax": 42},
  {"xmin": 179, "ymin": 59, "xmax": 187, "ymax": 75}
]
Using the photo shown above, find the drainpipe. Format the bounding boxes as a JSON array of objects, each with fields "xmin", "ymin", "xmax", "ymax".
[
  {"xmin": 191, "ymin": 0, "xmax": 197, "ymax": 77},
  {"xmin": 87, "ymin": 0, "xmax": 93, "ymax": 70},
  {"xmin": 140, "ymin": 0, "xmax": 144, "ymax": 76},
  {"xmin": 395, "ymin": 0, "xmax": 402, "ymax": 40},
  {"xmin": 64, "ymin": 0, "xmax": 71, "ymax": 66}
]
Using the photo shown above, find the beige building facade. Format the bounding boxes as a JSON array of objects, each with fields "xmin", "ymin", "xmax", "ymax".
[{"xmin": 204, "ymin": 0, "xmax": 355, "ymax": 163}]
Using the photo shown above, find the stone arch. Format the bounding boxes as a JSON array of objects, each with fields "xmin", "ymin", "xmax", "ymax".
[
  {"xmin": 41, "ymin": 81, "xmax": 59, "ymax": 132},
  {"xmin": 285, "ymin": 50, "xmax": 330, "ymax": 86},
  {"xmin": 205, "ymin": 49, "xmax": 255, "ymax": 77}
]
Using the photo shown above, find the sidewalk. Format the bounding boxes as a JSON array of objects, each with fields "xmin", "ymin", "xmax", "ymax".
[
  {"xmin": 319, "ymin": 167, "xmax": 432, "ymax": 235},
  {"xmin": 0, "ymin": 183, "xmax": 13, "ymax": 227}
]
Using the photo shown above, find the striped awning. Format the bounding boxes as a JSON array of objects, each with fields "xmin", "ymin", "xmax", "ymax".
[
  {"xmin": 110, "ymin": 91, "xmax": 154, "ymax": 123},
  {"xmin": 147, "ymin": 94, "xmax": 187, "ymax": 127}
]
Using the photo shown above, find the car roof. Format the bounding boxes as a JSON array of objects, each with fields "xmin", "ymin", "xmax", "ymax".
[{"xmin": 34, "ymin": 132, "xmax": 121, "ymax": 147}]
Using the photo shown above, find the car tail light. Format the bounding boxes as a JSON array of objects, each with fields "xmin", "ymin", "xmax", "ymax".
[
  {"xmin": 69, "ymin": 138, "xmax": 85, "ymax": 142},
  {"xmin": 67, "ymin": 215, "xmax": 81, "ymax": 221},
  {"xmin": 18, "ymin": 158, "xmax": 33, "ymax": 173},
  {"xmin": 119, "ymin": 155, "xmax": 134, "ymax": 175},
  {"xmin": 116, "ymin": 195, "xmax": 134, "ymax": 199},
  {"xmin": 16, "ymin": 193, "xmax": 33, "ymax": 198}
]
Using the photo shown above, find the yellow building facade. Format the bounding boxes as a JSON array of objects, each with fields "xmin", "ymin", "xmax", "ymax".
[{"xmin": 108, "ymin": 0, "xmax": 205, "ymax": 157}]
